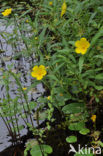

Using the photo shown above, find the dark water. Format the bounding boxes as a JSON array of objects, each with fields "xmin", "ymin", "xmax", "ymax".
[{"xmin": 0, "ymin": 20, "xmax": 44, "ymax": 152}]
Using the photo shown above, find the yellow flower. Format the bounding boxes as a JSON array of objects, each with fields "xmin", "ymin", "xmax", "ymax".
[
  {"xmin": 23, "ymin": 88, "xmax": 27, "ymax": 90},
  {"xmin": 49, "ymin": 1, "xmax": 53, "ymax": 6},
  {"xmin": 75, "ymin": 38, "xmax": 90, "ymax": 55},
  {"xmin": 61, "ymin": 2, "xmax": 67, "ymax": 17},
  {"xmin": 47, "ymin": 96, "xmax": 50, "ymax": 100},
  {"xmin": 26, "ymin": 19, "xmax": 29, "ymax": 23},
  {"xmin": 91, "ymin": 115, "xmax": 96, "ymax": 123},
  {"xmin": 35, "ymin": 37, "xmax": 38, "ymax": 40},
  {"xmin": 31, "ymin": 65, "xmax": 47, "ymax": 80},
  {"xmin": 2, "ymin": 8, "xmax": 12, "ymax": 16}
]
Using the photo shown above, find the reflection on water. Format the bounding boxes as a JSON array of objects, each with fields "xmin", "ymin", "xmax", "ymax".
[{"xmin": 0, "ymin": 20, "xmax": 44, "ymax": 152}]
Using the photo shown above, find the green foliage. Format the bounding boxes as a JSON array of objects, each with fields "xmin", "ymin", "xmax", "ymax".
[
  {"xmin": 66, "ymin": 136, "xmax": 77, "ymax": 143},
  {"xmin": 0, "ymin": 0, "xmax": 103, "ymax": 155},
  {"xmin": 62, "ymin": 103, "xmax": 85, "ymax": 114},
  {"xmin": 30, "ymin": 145, "xmax": 53, "ymax": 156},
  {"xmin": 68, "ymin": 121, "xmax": 85, "ymax": 131},
  {"xmin": 79, "ymin": 128, "xmax": 90, "ymax": 135}
]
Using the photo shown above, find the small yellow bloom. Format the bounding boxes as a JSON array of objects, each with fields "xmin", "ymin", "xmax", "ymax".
[
  {"xmin": 61, "ymin": 2, "xmax": 67, "ymax": 17},
  {"xmin": 91, "ymin": 115, "xmax": 96, "ymax": 123},
  {"xmin": 35, "ymin": 37, "xmax": 38, "ymax": 40},
  {"xmin": 75, "ymin": 38, "xmax": 90, "ymax": 55},
  {"xmin": 2, "ymin": 8, "xmax": 12, "ymax": 16},
  {"xmin": 23, "ymin": 88, "xmax": 27, "ymax": 90},
  {"xmin": 31, "ymin": 65, "xmax": 47, "ymax": 80},
  {"xmin": 47, "ymin": 96, "xmax": 50, "ymax": 100},
  {"xmin": 26, "ymin": 19, "xmax": 29, "ymax": 23},
  {"xmin": 49, "ymin": 1, "xmax": 53, "ymax": 6}
]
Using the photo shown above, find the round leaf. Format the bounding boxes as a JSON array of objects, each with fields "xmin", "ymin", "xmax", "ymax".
[
  {"xmin": 66, "ymin": 136, "xmax": 77, "ymax": 143},
  {"xmin": 79, "ymin": 128, "xmax": 90, "ymax": 135}
]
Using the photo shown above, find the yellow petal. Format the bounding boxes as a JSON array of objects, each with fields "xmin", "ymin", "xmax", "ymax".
[
  {"xmin": 49, "ymin": 1, "xmax": 53, "ymax": 6},
  {"xmin": 61, "ymin": 2, "xmax": 67, "ymax": 17},
  {"xmin": 39, "ymin": 65, "xmax": 46, "ymax": 70},
  {"xmin": 42, "ymin": 70, "xmax": 47, "ymax": 76},
  {"xmin": 32, "ymin": 65, "xmax": 38, "ymax": 71},
  {"xmin": 80, "ymin": 38, "xmax": 87, "ymax": 42},
  {"xmin": 2, "ymin": 8, "xmax": 12, "ymax": 16},
  {"xmin": 23, "ymin": 88, "xmax": 27, "ymax": 90},
  {"xmin": 80, "ymin": 38, "xmax": 90, "ymax": 48},
  {"xmin": 36, "ymin": 75, "xmax": 43, "ymax": 80},
  {"xmin": 75, "ymin": 48, "xmax": 81, "ymax": 53},
  {"xmin": 75, "ymin": 40, "xmax": 81, "ymax": 47},
  {"xmin": 86, "ymin": 41, "xmax": 90, "ymax": 48},
  {"xmin": 91, "ymin": 115, "xmax": 96, "ymax": 123},
  {"xmin": 31, "ymin": 71, "xmax": 38, "ymax": 78},
  {"xmin": 62, "ymin": 2, "xmax": 67, "ymax": 10},
  {"xmin": 81, "ymin": 49, "xmax": 87, "ymax": 55}
]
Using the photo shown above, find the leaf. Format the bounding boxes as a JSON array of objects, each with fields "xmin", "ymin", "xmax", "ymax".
[
  {"xmin": 94, "ymin": 85, "xmax": 103, "ymax": 91},
  {"xmin": 54, "ymin": 63, "xmax": 65, "ymax": 73},
  {"xmin": 79, "ymin": 128, "xmax": 90, "ymax": 135},
  {"xmin": 30, "ymin": 145, "xmax": 53, "ymax": 156},
  {"xmin": 19, "ymin": 9, "xmax": 32, "ymax": 18},
  {"xmin": 38, "ymin": 111, "xmax": 48, "ymax": 120},
  {"xmin": 95, "ymin": 74, "xmax": 103, "ymax": 80},
  {"xmin": 62, "ymin": 103, "xmax": 85, "ymax": 114},
  {"xmin": 79, "ymin": 56, "xmax": 84, "ymax": 73},
  {"xmin": 29, "ymin": 102, "xmax": 37, "ymax": 110},
  {"xmin": 68, "ymin": 122, "xmax": 85, "ymax": 131},
  {"xmin": 98, "ymin": 141, "xmax": 103, "ymax": 147},
  {"xmin": 39, "ymin": 27, "xmax": 47, "ymax": 48},
  {"xmin": 90, "ymin": 26, "xmax": 103, "ymax": 49},
  {"xmin": 66, "ymin": 136, "xmax": 77, "ymax": 143},
  {"xmin": 93, "ymin": 55, "xmax": 103, "ymax": 59},
  {"xmin": 30, "ymin": 145, "xmax": 42, "ymax": 156},
  {"xmin": 47, "ymin": 74, "xmax": 59, "ymax": 82}
]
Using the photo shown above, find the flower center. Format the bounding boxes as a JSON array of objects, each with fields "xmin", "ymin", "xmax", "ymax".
[
  {"xmin": 38, "ymin": 70, "xmax": 43, "ymax": 76},
  {"xmin": 82, "ymin": 46, "xmax": 86, "ymax": 49}
]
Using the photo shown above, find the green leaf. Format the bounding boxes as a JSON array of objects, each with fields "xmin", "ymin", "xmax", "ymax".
[
  {"xmin": 79, "ymin": 128, "xmax": 90, "ymax": 135},
  {"xmin": 47, "ymin": 74, "xmax": 59, "ymax": 82},
  {"xmin": 79, "ymin": 56, "xmax": 84, "ymax": 73},
  {"xmin": 90, "ymin": 26, "xmax": 103, "ymax": 48},
  {"xmin": 30, "ymin": 145, "xmax": 53, "ymax": 156},
  {"xmin": 29, "ymin": 102, "xmax": 37, "ymax": 110},
  {"xmin": 98, "ymin": 141, "xmax": 103, "ymax": 147},
  {"xmin": 54, "ymin": 63, "xmax": 65, "ymax": 73},
  {"xmin": 94, "ymin": 85, "xmax": 103, "ymax": 90},
  {"xmin": 39, "ymin": 27, "xmax": 47, "ymax": 48},
  {"xmin": 95, "ymin": 74, "xmax": 103, "ymax": 80},
  {"xmin": 62, "ymin": 103, "xmax": 85, "ymax": 114},
  {"xmin": 66, "ymin": 136, "xmax": 77, "ymax": 143},
  {"xmin": 68, "ymin": 122, "xmax": 85, "ymax": 131},
  {"xmin": 30, "ymin": 145, "xmax": 42, "ymax": 156}
]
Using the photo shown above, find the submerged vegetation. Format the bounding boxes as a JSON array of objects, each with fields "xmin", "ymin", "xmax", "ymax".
[{"xmin": 0, "ymin": 0, "xmax": 103, "ymax": 155}]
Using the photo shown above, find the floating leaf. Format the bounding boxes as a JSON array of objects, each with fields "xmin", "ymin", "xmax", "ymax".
[
  {"xmin": 30, "ymin": 145, "xmax": 53, "ymax": 156},
  {"xmin": 66, "ymin": 136, "xmax": 77, "ymax": 143},
  {"xmin": 68, "ymin": 122, "xmax": 85, "ymax": 131},
  {"xmin": 79, "ymin": 128, "xmax": 90, "ymax": 135}
]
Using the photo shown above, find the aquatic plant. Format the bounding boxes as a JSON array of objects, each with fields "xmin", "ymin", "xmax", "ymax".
[{"xmin": 1, "ymin": 0, "xmax": 103, "ymax": 155}]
